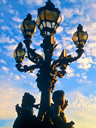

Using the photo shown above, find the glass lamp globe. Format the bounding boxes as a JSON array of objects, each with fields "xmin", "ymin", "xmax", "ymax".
[
  {"xmin": 36, "ymin": 0, "xmax": 62, "ymax": 37},
  {"xmin": 13, "ymin": 43, "xmax": 26, "ymax": 64},
  {"xmin": 72, "ymin": 24, "xmax": 88, "ymax": 49},
  {"xmin": 20, "ymin": 13, "xmax": 36, "ymax": 39}
]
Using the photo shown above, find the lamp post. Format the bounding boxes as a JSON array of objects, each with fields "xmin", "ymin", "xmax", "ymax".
[{"xmin": 13, "ymin": 0, "xmax": 88, "ymax": 127}]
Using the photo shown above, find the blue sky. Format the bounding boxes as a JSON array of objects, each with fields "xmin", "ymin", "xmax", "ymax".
[{"xmin": 0, "ymin": 0, "xmax": 96, "ymax": 128}]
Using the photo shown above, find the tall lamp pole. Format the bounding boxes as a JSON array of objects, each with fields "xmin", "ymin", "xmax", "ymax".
[{"xmin": 13, "ymin": 0, "xmax": 88, "ymax": 127}]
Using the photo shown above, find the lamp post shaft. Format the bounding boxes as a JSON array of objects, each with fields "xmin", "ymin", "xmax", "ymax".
[
  {"xmin": 38, "ymin": 89, "xmax": 51, "ymax": 118},
  {"xmin": 37, "ymin": 36, "xmax": 56, "ymax": 119}
]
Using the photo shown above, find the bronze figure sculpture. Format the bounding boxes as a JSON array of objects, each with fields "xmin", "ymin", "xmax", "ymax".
[{"xmin": 13, "ymin": 92, "xmax": 39, "ymax": 128}]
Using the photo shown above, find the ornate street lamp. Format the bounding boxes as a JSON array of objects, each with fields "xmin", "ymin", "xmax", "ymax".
[
  {"xmin": 13, "ymin": 42, "xmax": 26, "ymax": 64},
  {"xmin": 36, "ymin": 0, "xmax": 61, "ymax": 37},
  {"xmin": 72, "ymin": 24, "xmax": 88, "ymax": 49},
  {"xmin": 13, "ymin": 0, "xmax": 88, "ymax": 128}
]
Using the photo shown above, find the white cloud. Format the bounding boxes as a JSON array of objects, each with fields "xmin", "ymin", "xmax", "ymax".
[
  {"xmin": 36, "ymin": 49, "xmax": 43, "ymax": 55},
  {"xmin": 66, "ymin": 27, "xmax": 77, "ymax": 35},
  {"xmin": 4, "ymin": 44, "xmax": 17, "ymax": 57},
  {"xmin": 1, "ymin": 25, "xmax": 13, "ymax": 34},
  {"xmin": 62, "ymin": 8, "xmax": 73, "ymax": 19},
  {"xmin": 30, "ymin": 82, "xmax": 36, "ymax": 88},
  {"xmin": 0, "ymin": 85, "xmax": 24, "ymax": 119},
  {"xmin": 66, "ymin": 66, "xmax": 74, "ymax": 78},
  {"xmin": 0, "ymin": 81, "xmax": 40, "ymax": 120},
  {"xmin": 31, "ymin": 10, "xmax": 37, "ymax": 15},
  {"xmin": 29, "ymin": 72, "xmax": 36, "ymax": 77},
  {"xmin": 19, "ymin": 0, "xmax": 43, "ymax": 5},
  {"xmin": 21, "ymin": 75, "xmax": 26, "ymax": 79},
  {"xmin": 84, "ymin": 22, "xmax": 96, "ymax": 41},
  {"xmin": 19, "ymin": 0, "xmax": 23, "ymax": 4},
  {"xmin": 1, "ymin": 13, "xmax": 4, "ymax": 17},
  {"xmin": 0, "ymin": 19, "xmax": 4, "ymax": 22},
  {"xmin": 76, "ymin": 73, "xmax": 80, "ymax": 77},
  {"xmin": 8, "ymin": 9, "xmax": 14, "ymax": 14},
  {"xmin": 85, "ymin": 42, "xmax": 96, "ymax": 57},
  {"xmin": 22, "ymin": 59, "xmax": 35, "ymax": 66},
  {"xmin": 32, "ymin": 39, "xmax": 41, "ymax": 46},
  {"xmin": 14, "ymin": 24, "xmax": 21, "ymax": 29},
  {"xmin": 0, "ymin": 59, "xmax": 6, "ymax": 64},
  {"xmin": 15, "ymin": 35, "xmax": 23, "ymax": 41},
  {"xmin": 54, "ymin": 49, "xmax": 62, "ymax": 57},
  {"xmin": 56, "ymin": 26, "xmax": 63, "ymax": 33},
  {"xmin": 69, "ymin": 0, "xmax": 76, "ymax": 2},
  {"xmin": 56, "ymin": 43, "xmax": 62, "ymax": 49},
  {"xmin": 74, "ymin": 8, "xmax": 84, "ymax": 15},
  {"xmin": 0, "ymin": 34, "xmax": 15, "ymax": 44},
  {"xmin": 26, "ymin": 0, "xmax": 43, "ymax": 5},
  {"xmin": 14, "ymin": 75, "xmax": 20, "ymax": 80},
  {"xmin": 2, "ymin": 66, "xmax": 9, "ymax": 73},
  {"xmin": 2, "ymin": 0, "xmax": 7, "ymax": 4},
  {"xmin": 77, "ymin": 72, "xmax": 91, "ymax": 84},
  {"xmin": 12, "ymin": 17, "xmax": 23, "ymax": 22},
  {"xmin": 66, "ymin": 91, "xmax": 96, "ymax": 128},
  {"xmin": 62, "ymin": 37, "xmax": 72, "ymax": 42},
  {"xmin": 56, "ymin": 81, "xmax": 61, "ymax": 87},
  {"xmin": 77, "ymin": 57, "xmax": 93, "ymax": 69}
]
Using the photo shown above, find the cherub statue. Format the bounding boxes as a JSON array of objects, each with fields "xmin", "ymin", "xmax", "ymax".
[
  {"xmin": 43, "ymin": 90, "xmax": 75, "ymax": 128},
  {"xmin": 13, "ymin": 92, "xmax": 40, "ymax": 128}
]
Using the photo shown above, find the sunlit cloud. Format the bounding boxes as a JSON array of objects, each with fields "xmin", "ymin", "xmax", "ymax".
[
  {"xmin": 8, "ymin": 9, "xmax": 14, "ymax": 14},
  {"xmin": 1, "ymin": 66, "xmax": 9, "ymax": 73},
  {"xmin": 66, "ymin": 66, "xmax": 75, "ymax": 78},
  {"xmin": 74, "ymin": 8, "xmax": 84, "ymax": 15},
  {"xmin": 57, "ymin": 26, "xmax": 63, "ymax": 33},
  {"xmin": 30, "ymin": 82, "xmax": 36, "ymax": 88},
  {"xmin": 55, "ymin": 80, "xmax": 61, "ymax": 87},
  {"xmin": 0, "ymin": 85, "xmax": 24, "ymax": 119},
  {"xmin": 19, "ymin": 0, "xmax": 23, "ymax": 4},
  {"xmin": 62, "ymin": 8, "xmax": 73, "ymax": 19},
  {"xmin": 2, "ymin": 0, "xmax": 7, "ymax": 4},
  {"xmin": 21, "ymin": 75, "xmax": 26, "ymax": 79},
  {"xmin": 29, "ymin": 72, "xmax": 36, "ymax": 77},
  {"xmin": 19, "ymin": 0, "xmax": 43, "ymax": 5},
  {"xmin": 12, "ymin": 17, "xmax": 23, "ymax": 23},
  {"xmin": 22, "ymin": 59, "xmax": 35, "ymax": 66},
  {"xmin": 66, "ymin": 91, "xmax": 96, "ymax": 128},
  {"xmin": 85, "ymin": 42, "xmax": 96, "ymax": 57},
  {"xmin": 76, "ymin": 73, "xmax": 80, "ymax": 77},
  {"xmin": 0, "ymin": 34, "xmax": 16, "ymax": 44},
  {"xmin": 14, "ymin": 75, "xmax": 20, "ymax": 80},
  {"xmin": 4, "ymin": 44, "xmax": 17, "ymax": 57},
  {"xmin": 0, "ymin": 19, "xmax": 4, "ymax": 23},
  {"xmin": 36, "ymin": 49, "xmax": 43, "ymax": 55},
  {"xmin": 1, "ymin": 25, "xmax": 13, "ymax": 34},
  {"xmin": 0, "ymin": 59, "xmax": 6, "ymax": 64},
  {"xmin": 0, "ymin": 82, "xmax": 40, "ymax": 120},
  {"xmin": 77, "ymin": 57, "xmax": 93, "ymax": 69}
]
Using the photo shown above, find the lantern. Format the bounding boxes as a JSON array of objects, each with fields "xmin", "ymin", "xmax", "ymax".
[
  {"xmin": 13, "ymin": 42, "xmax": 26, "ymax": 64},
  {"xmin": 72, "ymin": 24, "xmax": 88, "ymax": 49},
  {"xmin": 20, "ymin": 13, "xmax": 36, "ymax": 39},
  {"xmin": 36, "ymin": 0, "xmax": 62, "ymax": 37}
]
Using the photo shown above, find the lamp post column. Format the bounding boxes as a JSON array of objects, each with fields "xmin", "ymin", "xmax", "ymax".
[{"xmin": 36, "ymin": 36, "xmax": 56, "ymax": 119}]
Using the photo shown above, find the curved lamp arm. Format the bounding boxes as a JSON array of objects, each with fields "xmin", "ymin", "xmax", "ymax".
[
  {"xmin": 51, "ymin": 48, "xmax": 84, "ymax": 78},
  {"xmin": 15, "ymin": 63, "xmax": 40, "ymax": 72}
]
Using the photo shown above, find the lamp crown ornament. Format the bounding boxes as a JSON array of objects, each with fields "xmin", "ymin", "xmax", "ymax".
[{"xmin": 77, "ymin": 24, "xmax": 83, "ymax": 31}]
